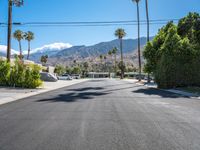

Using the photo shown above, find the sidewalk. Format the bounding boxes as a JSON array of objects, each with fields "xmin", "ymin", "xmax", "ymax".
[
  {"xmin": 123, "ymin": 79, "xmax": 200, "ymax": 99},
  {"xmin": 0, "ymin": 79, "xmax": 89, "ymax": 106}
]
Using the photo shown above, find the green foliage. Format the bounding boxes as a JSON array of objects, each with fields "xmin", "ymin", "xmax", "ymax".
[
  {"xmin": 115, "ymin": 28, "xmax": 126, "ymax": 39},
  {"xmin": 0, "ymin": 59, "xmax": 42, "ymax": 88},
  {"xmin": 65, "ymin": 66, "xmax": 72, "ymax": 74},
  {"xmin": 144, "ymin": 12, "xmax": 200, "ymax": 88},
  {"xmin": 54, "ymin": 65, "xmax": 66, "ymax": 75},
  {"xmin": 40, "ymin": 55, "xmax": 48, "ymax": 66},
  {"xmin": 0, "ymin": 60, "xmax": 10, "ymax": 86},
  {"xmin": 71, "ymin": 66, "xmax": 81, "ymax": 74},
  {"xmin": 82, "ymin": 62, "xmax": 89, "ymax": 76}
]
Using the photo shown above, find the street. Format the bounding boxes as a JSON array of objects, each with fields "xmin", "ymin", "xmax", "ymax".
[{"xmin": 0, "ymin": 79, "xmax": 200, "ymax": 150}]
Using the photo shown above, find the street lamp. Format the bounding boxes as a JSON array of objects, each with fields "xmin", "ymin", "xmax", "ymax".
[{"xmin": 7, "ymin": 0, "xmax": 23, "ymax": 62}]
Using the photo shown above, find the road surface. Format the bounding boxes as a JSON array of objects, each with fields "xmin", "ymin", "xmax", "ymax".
[{"xmin": 0, "ymin": 79, "xmax": 200, "ymax": 150}]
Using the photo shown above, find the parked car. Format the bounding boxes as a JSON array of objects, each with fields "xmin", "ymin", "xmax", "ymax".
[
  {"xmin": 71, "ymin": 74, "xmax": 81, "ymax": 79},
  {"xmin": 58, "ymin": 74, "xmax": 73, "ymax": 80},
  {"xmin": 40, "ymin": 72, "xmax": 58, "ymax": 82}
]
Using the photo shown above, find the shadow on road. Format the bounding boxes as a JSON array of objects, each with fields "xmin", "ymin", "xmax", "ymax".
[
  {"xmin": 36, "ymin": 92, "xmax": 109, "ymax": 103},
  {"xmin": 36, "ymin": 86, "xmax": 109, "ymax": 103},
  {"xmin": 133, "ymin": 88, "xmax": 187, "ymax": 98},
  {"xmin": 67, "ymin": 87, "xmax": 104, "ymax": 92}
]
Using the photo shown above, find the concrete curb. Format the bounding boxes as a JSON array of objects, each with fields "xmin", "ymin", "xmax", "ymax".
[
  {"xmin": 166, "ymin": 89, "xmax": 200, "ymax": 99},
  {"xmin": 123, "ymin": 79, "xmax": 200, "ymax": 99},
  {"xmin": 0, "ymin": 79, "xmax": 89, "ymax": 106}
]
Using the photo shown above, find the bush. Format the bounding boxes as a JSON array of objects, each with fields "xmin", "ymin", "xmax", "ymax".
[
  {"xmin": 0, "ymin": 60, "xmax": 10, "ymax": 86},
  {"xmin": 0, "ymin": 58, "xmax": 43, "ymax": 88},
  {"xmin": 144, "ymin": 12, "xmax": 200, "ymax": 89}
]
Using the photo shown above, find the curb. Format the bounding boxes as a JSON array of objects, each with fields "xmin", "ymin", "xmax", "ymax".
[
  {"xmin": 165, "ymin": 89, "xmax": 200, "ymax": 99},
  {"xmin": 123, "ymin": 79, "xmax": 200, "ymax": 99}
]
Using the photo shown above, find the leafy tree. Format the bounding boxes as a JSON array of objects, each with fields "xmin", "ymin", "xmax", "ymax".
[
  {"xmin": 54, "ymin": 65, "xmax": 66, "ymax": 75},
  {"xmin": 71, "ymin": 66, "xmax": 81, "ymax": 74},
  {"xmin": 13, "ymin": 30, "xmax": 24, "ymax": 59},
  {"xmin": 144, "ymin": 12, "xmax": 200, "ymax": 88},
  {"xmin": 82, "ymin": 62, "xmax": 89, "ymax": 77},
  {"xmin": 115, "ymin": 28, "xmax": 126, "ymax": 79},
  {"xmin": 66, "ymin": 66, "xmax": 72, "ymax": 74},
  {"xmin": 24, "ymin": 31, "xmax": 34, "ymax": 60}
]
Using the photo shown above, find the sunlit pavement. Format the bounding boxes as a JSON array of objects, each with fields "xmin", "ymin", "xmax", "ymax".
[
  {"xmin": 0, "ymin": 79, "xmax": 89, "ymax": 105},
  {"xmin": 0, "ymin": 79, "xmax": 200, "ymax": 150}
]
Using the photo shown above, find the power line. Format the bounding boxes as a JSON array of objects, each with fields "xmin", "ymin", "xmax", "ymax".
[{"xmin": 0, "ymin": 19, "xmax": 179, "ymax": 26}]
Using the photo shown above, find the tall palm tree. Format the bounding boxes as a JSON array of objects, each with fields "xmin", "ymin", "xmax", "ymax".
[
  {"xmin": 145, "ymin": 0, "xmax": 150, "ymax": 43},
  {"xmin": 145, "ymin": 0, "xmax": 151, "ymax": 83},
  {"xmin": 13, "ymin": 30, "xmax": 24, "ymax": 59},
  {"xmin": 104, "ymin": 55, "xmax": 107, "ymax": 72},
  {"xmin": 115, "ymin": 28, "xmax": 126, "ymax": 79},
  {"xmin": 132, "ymin": 0, "xmax": 142, "ymax": 81},
  {"xmin": 24, "ymin": 31, "xmax": 34, "ymax": 60},
  {"xmin": 108, "ymin": 50, "xmax": 113, "ymax": 67},
  {"xmin": 99, "ymin": 55, "xmax": 103, "ymax": 72},
  {"xmin": 112, "ymin": 47, "xmax": 118, "ymax": 75},
  {"xmin": 108, "ymin": 50, "xmax": 113, "ymax": 77}
]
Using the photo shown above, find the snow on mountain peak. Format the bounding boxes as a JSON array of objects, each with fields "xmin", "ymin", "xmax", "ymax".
[
  {"xmin": 31, "ymin": 42, "xmax": 73, "ymax": 54},
  {"xmin": 0, "ymin": 45, "xmax": 18, "ymax": 55}
]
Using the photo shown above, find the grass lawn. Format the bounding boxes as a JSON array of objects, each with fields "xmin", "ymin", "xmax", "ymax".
[{"xmin": 179, "ymin": 87, "xmax": 200, "ymax": 95}]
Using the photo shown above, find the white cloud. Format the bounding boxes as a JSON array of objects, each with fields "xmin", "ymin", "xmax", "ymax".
[
  {"xmin": 31, "ymin": 42, "xmax": 72, "ymax": 54},
  {"xmin": 0, "ymin": 45, "xmax": 19, "ymax": 55}
]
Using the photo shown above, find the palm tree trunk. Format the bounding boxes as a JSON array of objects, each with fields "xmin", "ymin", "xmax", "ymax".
[
  {"xmin": 145, "ymin": 0, "xmax": 150, "ymax": 42},
  {"xmin": 27, "ymin": 41, "xmax": 30, "ymax": 60},
  {"xmin": 145, "ymin": 0, "xmax": 151, "ymax": 83},
  {"xmin": 7, "ymin": 0, "xmax": 12, "ymax": 62},
  {"xmin": 114, "ymin": 54, "xmax": 117, "ymax": 74},
  {"xmin": 19, "ymin": 40, "xmax": 22, "ymax": 60},
  {"xmin": 137, "ymin": 2, "xmax": 142, "ymax": 81},
  {"xmin": 120, "ymin": 38, "xmax": 124, "ymax": 79}
]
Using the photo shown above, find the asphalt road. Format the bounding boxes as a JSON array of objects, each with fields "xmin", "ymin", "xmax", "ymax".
[{"xmin": 0, "ymin": 79, "xmax": 200, "ymax": 150}]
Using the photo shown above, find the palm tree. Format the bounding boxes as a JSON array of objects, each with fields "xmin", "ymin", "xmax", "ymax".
[
  {"xmin": 145, "ymin": 0, "xmax": 151, "ymax": 83},
  {"xmin": 24, "ymin": 31, "xmax": 34, "ymax": 60},
  {"xmin": 145, "ymin": 0, "xmax": 150, "ymax": 43},
  {"xmin": 13, "ymin": 30, "xmax": 24, "ymax": 59},
  {"xmin": 115, "ymin": 28, "xmax": 126, "ymax": 79},
  {"xmin": 108, "ymin": 50, "xmax": 113, "ymax": 77},
  {"xmin": 132, "ymin": 0, "xmax": 142, "ymax": 81},
  {"xmin": 112, "ymin": 47, "xmax": 118, "ymax": 75},
  {"xmin": 108, "ymin": 50, "xmax": 113, "ymax": 67},
  {"xmin": 40, "ymin": 55, "xmax": 48, "ymax": 66},
  {"xmin": 99, "ymin": 55, "xmax": 103, "ymax": 72},
  {"xmin": 104, "ymin": 55, "xmax": 107, "ymax": 72}
]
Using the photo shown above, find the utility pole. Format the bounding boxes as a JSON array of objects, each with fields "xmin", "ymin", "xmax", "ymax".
[{"xmin": 7, "ymin": 0, "xmax": 23, "ymax": 62}]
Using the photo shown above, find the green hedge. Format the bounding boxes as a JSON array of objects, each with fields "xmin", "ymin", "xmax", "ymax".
[
  {"xmin": 0, "ymin": 59, "xmax": 43, "ymax": 88},
  {"xmin": 144, "ymin": 12, "xmax": 200, "ymax": 89}
]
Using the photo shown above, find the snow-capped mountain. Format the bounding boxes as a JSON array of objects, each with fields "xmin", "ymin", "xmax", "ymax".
[
  {"xmin": 28, "ymin": 42, "xmax": 72, "ymax": 62},
  {"xmin": 0, "ymin": 45, "xmax": 18, "ymax": 56},
  {"xmin": 30, "ymin": 43, "xmax": 72, "ymax": 54}
]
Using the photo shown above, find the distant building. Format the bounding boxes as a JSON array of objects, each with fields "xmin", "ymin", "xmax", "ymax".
[{"xmin": 88, "ymin": 72, "xmax": 115, "ymax": 78}]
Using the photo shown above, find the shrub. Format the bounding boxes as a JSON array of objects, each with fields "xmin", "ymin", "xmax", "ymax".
[
  {"xmin": 0, "ymin": 58, "xmax": 43, "ymax": 88},
  {"xmin": 144, "ymin": 12, "xmax": 200, "ymax": 88},
  {"xmin": 0, "ymin": 60, "xmax": 10, "ymax": 86}
]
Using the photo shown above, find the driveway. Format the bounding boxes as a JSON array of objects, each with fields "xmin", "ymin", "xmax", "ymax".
[{"xmin": 0, "ymin": 79, "xmax": 200, "ymax": 150}]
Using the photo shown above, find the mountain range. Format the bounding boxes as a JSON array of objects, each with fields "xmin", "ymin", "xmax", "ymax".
[
  {"xmin": 0, "ymin": 37, "xmax": 153, "ymax": 65},
  {"xmin": 30, "ymin": 37, "xmax": 153, "ymax": 64}
]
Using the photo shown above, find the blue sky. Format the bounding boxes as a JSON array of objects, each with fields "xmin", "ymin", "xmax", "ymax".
[{"xmin": 0, "ymin": 0, "xmax": 200, "ymax": 51}]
